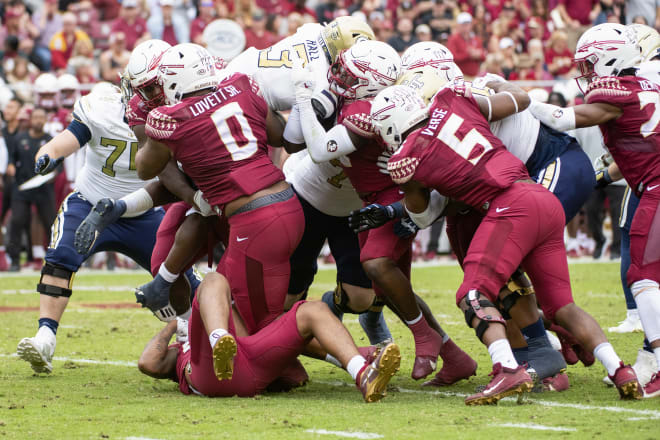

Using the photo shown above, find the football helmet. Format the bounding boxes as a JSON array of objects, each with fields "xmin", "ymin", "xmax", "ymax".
[
  {"xmin": 396, "ymin": 66, "xmax": 448, "ymax": 104},
  {"xmin": 123, "ymin": 39, "xmax": 172, "ymax": 108},
  {"xmin": 57, "ymin": 73, "xmax": 80, "ymax": 108},
  {"xmin": 370, "ymin": 85, "xmax": 429, "ymax": 153},
  {"xmin": 630, "ymin": 23, "xmax": 660, "ymax": 62},
  {"xmin": 328, "ymin": 40, "xmax": 401, "ymax": 100},
  {"xmin": 574, "ymin": 23, "xmax": 642, "ymax": 93},
  {"xmin": 320, "ymin": 15, "xmax": 375, "ymax": 63},
  {"xmin": 34, "ymin": 73, "xmax": 59, "ymax": 110},
  {"xmin": 401, "ymin": 42, "xmax": 463, "ymax": 81},
  {"xmin": 158, "ymin": 43, "xmax": 220, "ymax": 105}
]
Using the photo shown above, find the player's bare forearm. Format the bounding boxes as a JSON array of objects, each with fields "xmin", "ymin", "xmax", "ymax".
[
  {"xmin": 132, "ymin": 125, "xmax": 148, "ymax": 148},
  {"xmin": 36, "ymin": 130, "xmax": 80, "ymax": 161},
  {"xmin": 573, "ymin": 103, "xmax": 622, "ymax": 128},
  {"xmin": 608, "ymin": 162, "xmax": 623, "ymax": 182},
  {"xmin": 138, "ymin": 320, "xmax": 178, "ymax": 379},
  {"xmin": 401, "ymin": 180, "xmax": 430, "ymax": 214},
  {"xmin": 158, "ymin": 158, "xmax": 196, "ymax": 205},
  {"xmin": 136, "ymin": 138, "xmax": 171, "ymax": 180},
  {"xmin": 481, "ymin": 81, "xmax": 530, "ymax": 121}
]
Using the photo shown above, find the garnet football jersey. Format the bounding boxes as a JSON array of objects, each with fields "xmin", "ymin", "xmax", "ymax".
[
  {"xmin": 126, "ymin": 94, "xmax": 149, "ymax": 128},
  {"xmin": 388, "ymin": 88, "xmax": 529, "ymax": 210},
  {"xmin": 585, "ymin": 76, "xmax": 660, "ymax": 196},
  {"xmin": 146, "ymin": 74, "xmax": 284, "ymax": 209}
]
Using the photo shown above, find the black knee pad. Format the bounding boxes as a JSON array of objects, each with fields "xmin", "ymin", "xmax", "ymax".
[
  {"xmin": 37, "ymin": 262, "xmax": 74, "ymax": 298},
  {"xmin": 333, "ymin": 281, "xmax": 368, "ymax": 314},
  {"xmin": 463, "ymin": 290, "xmax": 506, "ymax": 342},
  {"xmin": 368, "ymin": 297, "xmax": 386, "ymax": 313},
  {"xmin": 498, "ymin": 291, "xmax": 521, "ymax": 320}
]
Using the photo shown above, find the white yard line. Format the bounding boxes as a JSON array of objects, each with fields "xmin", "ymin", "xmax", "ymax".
[
  {"xmin": 1, "ymin": 285, "xmax": 135, "ymax": 295},
  {"xmin": 125, "ymin": 437, "xmax": 166, "ymax": 440},
  {"xmin": 305, "ymin": 429, "xmax": 383, "ymax": 439},
  {"xmin": 491, "ymin": 423, "xmax": 576, "ymax": 432},
  {"xmin": 1, "ymin": 353, "xmax": 137, "ymax": 367}
]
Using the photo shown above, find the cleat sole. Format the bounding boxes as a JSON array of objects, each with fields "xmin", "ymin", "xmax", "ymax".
[
  {"xmin": 618, "ymin": 380, "xmax": 642, "ymax": 400},
  {"xmin": 364, "ymin": 344, "xmax": 401, "ymax": 403},
  {"xmin": 17, "ymin": 339, "xmax": 52, "ymax": 374},
  {"xmin": 212, "ymin": 335, "xmax": 237, "ymax": 381},
  {"xmin": 465, "ymin": 381, "xmax": 533, "ymax": 406}
]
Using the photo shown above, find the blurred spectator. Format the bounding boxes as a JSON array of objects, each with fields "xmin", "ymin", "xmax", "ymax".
[
  {"xmin": 6, "ymin": 56, "xmax": 36, "ymax": 103},
  {"xmin": 316, "ymin": 0, "xmax": 340, "ymax": 24},
  {"xmin": 545, "ymin": 30, "xmax": 574, "ymax": 79},
  {"xmin": 49, "ymin": 12, "xmax": 93, "ymax": 70},
  {"xmin": 100, "ymin": 32, "xmax": 130, "ymax": 83},
  {"xmin": 190, "ymin": 0, "xmax": 216, "ymax": 45},
  {"xmin": 6, "ymin": 107, "xmax": 55, "ymax": 271},
  {"xmin": 481, "ymin": 53, "xmax": 505, "ymax": 77},
  {"xmin": 1, "ymin": 4, "xmax": 45, "ymax": 70},
  {"xmin": 148, "ymin": 0, "xmax": 190, "ymax": 45},
  {"xmin": 593, "ymin": 0, "xmax": 625, "ymax": 25},
  {"xmin": 67, "ymin": 38, "xmax": 98, "ymax": 88},
  {"xmin": 282, "ymin": 0, "xmax": 316, "ymax": 21},
  {"xmin": 632, "ymin": 15, "xmax": 649, "ymax": 25},
  {"xmin": 374, "ymin": 18, "xmax": 394, "ymax": 42},
  {"xmin": 555, "ymin": 0, "xmax": 599, "ymax": 50},
  {"xmin": 526, "ymin": 38, "xmax": 544, "ymax": 60},
  {"xmin": 447, "ymin": 12, "xmax": 485, "ymax": 79},
  {"xmin": 286, "ymin": 12, "xmax": 304, "ymax": 37},
  {"xmin": 525, "ymin": 52, "xmax": 553, "ymax": 82},
  {"xmin": 244, "ymin": 8, "xmax": 278, "ymax": 50},
  {"xmin": 415, "ymin": 24, "xmax": 432, "ymax": 42},
  {"xmin": 234, "ymin": 0, "xmax": 256, "ymax": 28},
  {"xmin": 92, "ymin": 0, "xmax": 121, "ymax": 21},
  {"xmin": 111, "ymin": 0, "xmax": 149, "ymax": 51},
  {"xmin": 32, "ymin": 0, "xmax": 62, "ymax": 71},
  {"xmin": 497, "ymin": 37, "xmax": 518, "ymax": 79},
  {"xmin": 626, "ymin": 0, "xmax": 659, "ymax": 28},
  {"xmin": 387, "ymin": 17, "xmax": 419, "ymax": 53},
  {"xmin": 397, "ymin": 1, "xmax": 417, "ymax": 22}
]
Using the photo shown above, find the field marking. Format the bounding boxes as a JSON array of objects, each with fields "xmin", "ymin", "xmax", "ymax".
[
  {"xmin": 0, "ymin": 353, "xmax": 137, "ymax": 367},
  {"xmin": 1, "ymin": 285, "xmax": 135, "ymax": 295},
  {"xmin": 305, "ymin": 429, "xmax": 383, "ymax": 439},
  {"xmin": 492, "ymin": 423, "xmax": 576, "ymax": 432},
  {"xmin": 125, "ymin": 437, "xmax": 166, "ymax": 440}
]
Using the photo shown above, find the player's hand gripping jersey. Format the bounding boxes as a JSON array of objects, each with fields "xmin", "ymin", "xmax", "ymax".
[
  {"xmin": 145, "ymin": 73, "xmax": 284, "ymax": 211},
  {"xmin": 585, "ymin": 76, "xmax": 660, "ymax": 196},
  {"xmin": 225, "ymin": 23, "xmax": 332, "ymax": 112},
  {"xmin": 388, "ymin": 87, "xmax": 529, "ymax": 210},
  {"xmin": 72, "ymin": 87, "xmax": 153, "ymax": 209}
]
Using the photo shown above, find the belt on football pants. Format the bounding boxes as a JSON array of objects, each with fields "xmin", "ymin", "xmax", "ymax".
[{"xmin": 227, "ymin": 186, "xmax": 295, "ymax": 218}]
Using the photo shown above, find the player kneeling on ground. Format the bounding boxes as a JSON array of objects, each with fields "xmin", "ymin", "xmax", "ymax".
[{"xmin": 138, "ymin": 272, "xmax": 400, "ymax": 401}]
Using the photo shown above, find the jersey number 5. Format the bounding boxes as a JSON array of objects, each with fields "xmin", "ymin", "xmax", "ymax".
[
  {"xmin": 210, "ymin": 101, "xmax": 259, "ymax": 161},
  {"xmin": 436, "ymin": 113, "xmax": 493, "ymax": 165},
  {"xmin": 100, "ymin": 137, "xmax": 138, "ymax": 177}
]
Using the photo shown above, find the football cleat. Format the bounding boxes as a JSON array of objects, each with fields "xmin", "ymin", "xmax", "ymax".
[
  {"xmin": 526, "ymin": 335, "xmax": 567, "ymax": 380},
  {"xmin": 643, "ymin": 372, "xmax": 660, "ymax": 398},
  {"xmin": 423, "ymin": 339, "xmax": 477, "ymax": 387},
  {"xmin": 411, "ymin": 329, "xmax": 443, "ymax": 380},
  {"xmin": 537, "ymin": 372, "xmax": 570, "ymax": 392},
  {"xmin": 17, "ymin": 336, "xmax": 55, "ymax": 374},
  {"xmin": 465, "ymin": 363, "xmax": 533, "ymax": 406},
  {"xmin": 212, "ymin": 334, "xmax": 237, "ymax": 381},
  {"xmin": 74, "ymin": 198, "xmax": 126, "ymax": 255},
  {"xmin": 608, "ymin": 313, "xmax": 644, "ymax": 333},
  {"xmin": 550, "ymin": 324, "xmax": 594, "ymax": 367},
  {"xmin": 358, "ymin": 345, "xmax": 380, "ymax": 365},
  {"xmin": 609, "ymin": 362, "xmax": 642, "ymax": 400},
  {"xmin": 357, "ymin": 342, "xmax": 401, "ymax": 403},
  {"xmin": 607, "ymin": 349, "xmax": 660, "ymax": 387}
]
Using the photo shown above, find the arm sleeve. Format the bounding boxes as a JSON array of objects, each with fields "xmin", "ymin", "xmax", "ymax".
[
  {"xmin": 528, "ymin": 100, "xmax": 576, "ymax": 131},
  {"xmin": 405, "ymin": 190, "xmax": 448, "ymax": 229},
  {"xmin": 65, "ymin": 119, "xmax": 91, "ymax": 147},
  {"xmin": 298, "ymin": 100, "xmax": 357, "ymax": 163}
]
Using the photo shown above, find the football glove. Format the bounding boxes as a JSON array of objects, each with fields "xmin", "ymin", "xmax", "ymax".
[
  {"xmin": 292, "ymin": 57, "xmax": 316, "ymax": 104},
  {"xmin": 135, "ymin": 274, "xmax": 176, "ymax": 322},
  {"xmin": 348, "ymin": 202, "xmax": 405, "ymax": 233},
  {"xmin": 34, "ymin": 154, "xmax": 63, "ymax": 175},
  {"xmin": 394, "ymin": 217, "xmax": 419, "ymax": 238},
  {"xmin": 594, "ymin": 168, "xmax": 613, "ymax": 189}
]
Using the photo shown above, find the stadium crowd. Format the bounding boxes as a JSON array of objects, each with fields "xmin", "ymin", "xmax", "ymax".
[{"xmin": 2, "ymin": 0, "xmax": 660, "ymax": 406}]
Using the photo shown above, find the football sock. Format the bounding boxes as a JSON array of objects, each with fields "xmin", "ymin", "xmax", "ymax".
[
  {"xmin": 346, "ymin": 355, "xmax": 367, "ymax": 381},
  {"xmin": 404, "ymin": 312, "xmax": 423, "ymax": 326},
  {"xmin": 120, "ymin": 188, "xmax": 153, "ymax": 216},
  {"xmin": 487, "ymin": 338, "xmax": 518, "ymax": 369},
  {"xmin": 512, "ymin": 347, "xmax": 529, "ymax": 365},
  {"xmin": 521, "ymin": 318, "xmax": 546, "ymax": 340},
  {"xmin": 594, "ymin": 342, "xmax": 621, "ymax": 376},
  {"xmin": 632, "ymin": 281, "xmax": 660, "ymax": 355},
  {"xmin": 158, "ymin": 264, "xmax": 180, "ymax": 283},
  {"xmin": 38, "ymin": 318, "xmax": 58, "ymax": 336},
  {"xmin": 325, "ymin": 354, "xmax": 342, "ymax": 368},
  {"xmin": 208, "ymin": 328, "xmax": 229, "ymax": 348},
  {"xmin": 178, "ymin": 308, "xmax": 192, "ymax": 320},
  {"xmin": 442, "ymin": 333, "xmax": 450, "ymax": 344}
]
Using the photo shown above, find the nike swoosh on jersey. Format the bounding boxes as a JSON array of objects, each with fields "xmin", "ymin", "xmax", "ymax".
[{"xmin": 495, "ymin": 207, "xmax": 510, "ymax": 213}]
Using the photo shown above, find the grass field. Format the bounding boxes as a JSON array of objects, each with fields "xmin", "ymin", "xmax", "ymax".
[{"xmin": 1, "ymin": 262, "xmax": 659, "ymax": 439}]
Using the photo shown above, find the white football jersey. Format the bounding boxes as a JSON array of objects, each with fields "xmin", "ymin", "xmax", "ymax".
[
  {"xmin": 637, "ymin": 60, "xmax": 660, "ymax": 86},
  {"xmin": 284, "ymin": 150, "xmax": 362, "ymax": 217},
  {"xmin": 72, "ymin": 87, "xmax": 153, "ymax": 213},
  {"xmin": 225, "ymin": 23, "xmax": 331, "ymax": 112}
]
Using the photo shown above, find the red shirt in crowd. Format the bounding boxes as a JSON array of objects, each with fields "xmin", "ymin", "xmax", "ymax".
[
  {"xmin": 447, "ymin": 32, "xmax": 486, "ymax": 78},
  {"xmin": 244, "ymin": 29, "xmax": 279, "ymax": 50},
  {"xmin": 545, "ymin": 47, "xmax": 573, "ymax": 76},
  {"xmin": 558, "ymin": 0, "xmax": 598, "ymax": 25},
  {"xmin": 110, "ymin": 16, "xmax": 147, "ymax": 50},
  {"xmin": 190, "ymin": 16, "xmax": 212, "ymax": 43}
]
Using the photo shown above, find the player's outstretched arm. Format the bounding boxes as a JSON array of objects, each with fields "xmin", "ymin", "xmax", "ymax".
[
  {"xmin": 34, "ymin": 130, "xmax": 81, "ymax": 175},
  {"xmin": 528, "ymin": 100, "xmax": 622, "ymax": 132},
  {"xmin": 474, "ymin": 80, "xmax": 530, "ymax": 122},
  {"xmin": 138, "ymin": 320, "xmax": 178, "ymax": 380},
  {"xmin": 136, "ymin": 137, "xmax": 172, "ymax": 180}
]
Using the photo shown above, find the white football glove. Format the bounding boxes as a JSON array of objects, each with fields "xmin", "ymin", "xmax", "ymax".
[
  {"xmin": 193, "ymin": 190, "xmax": 216, "ymax": 217},
  {"xmin": 292, "ymin": 57, "xmax": 316, "ymax": 105},
  {"xmin": 594, "ymin": 152, "xmax": 614, "ymax": 170},
  {"xmin": 377, "ymin": 151, "xmax": 391, "ymax": 175}
]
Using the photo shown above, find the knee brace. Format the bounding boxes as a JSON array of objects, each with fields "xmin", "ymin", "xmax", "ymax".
[
  {"xmin": 507, "ymin": 269, "xmax": 535, "ymax": 297},
  {"xmin": 333, "ymin": 281, "xmax": 368, "ymax": 314},
  {"xmin": 37, "ymin": 262, "xmax": 75, "ymax": 298},
  {"xmin": 497, "ymin": 291, "xmax": 521, "ymax": 320},
  {"xmin": 463, "ymin": 290, "xmax": 507, "ymax": 342},
  {"xmin": 368, "ymin": 297, "xmax": 386, "ymax": 313}
]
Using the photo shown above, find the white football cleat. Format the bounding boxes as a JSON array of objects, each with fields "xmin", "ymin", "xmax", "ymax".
[
  {"xmin": 608, "ymin": 311, "xmax": 643, "ymax": 333},
  {"xmin": 546, "ymin": 330, "xmax": 562, "ymax": 351},
  {"xmin": 17, "ymin": 333, "xmax": 56, "ymax": 374}
]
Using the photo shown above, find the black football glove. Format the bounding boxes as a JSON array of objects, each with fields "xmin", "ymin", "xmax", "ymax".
[
  {"xmin": 594, "ymin": 168, "xmax": 613, "ymax": 189},
  {"xmin": 348, "ymin": 202, "xmax": 405, "ymax": 233},
  {"xmin": 394, "ymin": 217, "xmax": 419, "ymax": 239},
  {"xmin": 34, "ymin": 154, "xmax": 63, "ymax": 176}
]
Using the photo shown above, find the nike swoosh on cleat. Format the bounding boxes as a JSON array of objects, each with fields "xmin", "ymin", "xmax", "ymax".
[
  {"xmin": 482, "ymin": 378, "xmax": 505, "ymax": 395},
  {"xmin": 236, "ymin": 236, "xmax": 248, "ymax": 242}
]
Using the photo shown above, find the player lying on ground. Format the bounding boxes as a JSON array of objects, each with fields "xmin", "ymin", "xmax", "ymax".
[{"xmin": 137, "ymin": 272, "xmax": 401, "ymax": 401}]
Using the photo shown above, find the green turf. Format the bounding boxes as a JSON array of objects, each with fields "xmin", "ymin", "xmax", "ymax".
[{"xmin": 1, "ymin": 263, "xmax": 658, "ymax": 439}]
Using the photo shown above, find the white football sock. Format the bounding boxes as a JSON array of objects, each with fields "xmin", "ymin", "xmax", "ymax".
[
  {"xmin": 346, "ymin": 355, "xmax": 367, "ymax": 381},
  {"xmin": 487, "ymin": 338, "xmax": 518, "ymax": 369},
  {"xmin": 158, "ymin": 264, "xmax": 180, "ymax": 283},
  {"xmin": 120, "ymin": 188, "xmax": 153, "ymax": 216},
  {"xmin": 208, "ymin": 328, "xmax": 228, "ymax": 348},
  {"xmin": 325, "ymin": 354, "xmax": 342, "ymax": 368},
  {"xmin": 442, "ymin": 333, "xmax": 450, "ymax": 344},
  {"xmin": 632, "ymin": 280, "xmax": 660, "ymax": 342},
  {"xmin": 594, "ymin": 342, "xmax": 622, "ymax": 376}
]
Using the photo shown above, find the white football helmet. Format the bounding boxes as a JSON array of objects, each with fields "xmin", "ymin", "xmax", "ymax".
[
  {"xmin": 123, "ymin": 39, "xmax": 172, "ymax": 108},
  {"xmin": 57, "ymin": 73, "xmax": 80, "ymax": 108},
  {"xmin": 401, "ymin": 42, "xmax": 462, "ymax": 81},
  {"xmin": 158, "ymin": 43, "xmax": 220, "ymax": 105},
  {"xmin": 574, "ymin": 23, "xmax": 642, "ymax": 93},
  {"xmin": 34, "ymin": 73, "xmax": 59, "ymax": 110},
  {"xmin": 370, "ymin": 85, "xmax": 429, "ymax": 153},
  {"xmin": 630, "ymin": 23, "xmax": 660, "ymax": 62},
  {"xmin": 328, "ymin": 40, "xmax": 401, "ymax": 100}
]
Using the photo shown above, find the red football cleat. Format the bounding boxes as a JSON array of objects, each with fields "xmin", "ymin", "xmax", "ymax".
[
  {"xmin": 423, "ymin": 339, "xmax": 477, "ymax": 387},
  {"xmin": 358, "ymin": 345, "xmax": 379, "ymax": 365},
  {"xmin": 357, "ymin": 342, "xmax": 401, "ymax": 403},
  {"xmin": 550, "ymin": 324, "xmax": 594, "ymax": 366},
  {"xmin": 465, "ymin": 363, "xmax": 533, "ymax": 405},
  {"xmin": 541, "ymin": 372, "xmax": 570, "ymax": 392},
  {"xmin": 643, "ymin": 372, "xmax": 660, "ymax": 399},
  {"xmin": 411, "ymin": 328, "xmax": 443, "ymax": 380},
  {"xmin": 609, "ymin": 362, "xmax": 642, "ymax": 400}
]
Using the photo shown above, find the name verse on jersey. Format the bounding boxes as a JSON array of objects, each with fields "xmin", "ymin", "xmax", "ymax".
[
  {"xmin": 189, "ymin": 85, "xmax": 242, "ymax": 117},
  {"xmin": 421, "ymin": 108, "xmax": 448, "ymax": 136}
]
